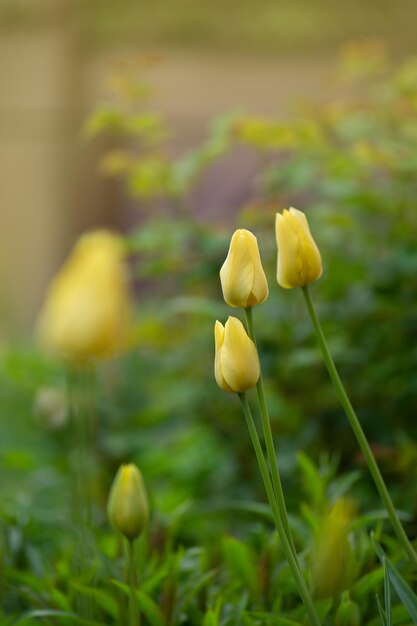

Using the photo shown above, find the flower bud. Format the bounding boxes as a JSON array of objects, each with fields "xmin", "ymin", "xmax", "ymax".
[
  {"xmin": 311, "ymin": 499, "xmax": 356, "ymax": 599},
  {"xmin": 107, "ymin": 464, "xmax": 149, "ymax": 541},
  {"xmin": 220, "ymin": 229, "xmax": 269, "ymax": 308},
  {"xmin": 37, "ymin": 230, "xmax": 130, "ymax": 363},
  {"xmin": 275, "ymin": 208, "xmax": 322, "ymax": 289},
  {"xmin": 214, "ymin": 317, "xmax": 260, "ymax": 393}
]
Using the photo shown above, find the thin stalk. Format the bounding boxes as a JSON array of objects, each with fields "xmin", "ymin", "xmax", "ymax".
[
  {"xmin": 67, "ymin": 366, "xmax": 95, "ymax": 617},
  {"xmin": 244, "ymin": 306, "xmax": 297, "ymax": 556},
  {"xmin": 302, "ymin": 285, "xmax": 417, "ymax": 568},
  {"xmin": 239, "ymin": 393, "xmax": 321, "ymax": 626},
  {"xmin": 128, "ymin": 539, "xmax": 139, "ymax": 626}
]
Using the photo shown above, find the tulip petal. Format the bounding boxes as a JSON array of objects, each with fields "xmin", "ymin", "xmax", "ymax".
[
  {"xmin": 221, "ymin": 317, "xmax": 260, "ymax": 392},
  {"xmin": 276, "ymin": 212, "xmax": 302, "ymax": 288},
  {"xmin": 214, "ymin": 321, "xmax": 233, "ymax": 392},
  {"xmin": 289, "ymin": 207, "xmax": 310, "ymax": 233},
  {"xmin": 220, "ymin": 230, "xmax": 255, "ymax": 307},
  {"xmin": 276, "ymin": 209, "xmax": 322, "ymax": 288},
  {"xmin": 245, "ymin": 230, "xmax": 269, "ymax": 306}
]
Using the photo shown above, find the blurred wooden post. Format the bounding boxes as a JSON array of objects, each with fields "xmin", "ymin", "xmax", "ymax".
[{"xmin": 0, "ymin": 1, "xmax": 83, "ymax": 336}]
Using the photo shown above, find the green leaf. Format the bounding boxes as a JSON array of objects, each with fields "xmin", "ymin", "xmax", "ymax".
[
  {"xmin": 203, "ymin": 609, "xmax": 218, "ymax": 626},
  {"xmin": 245, "ymin": 613, "xmax": 304, "ymax": 625},
  {"xmin": 111, "ymin": 580, "xmax": 165, "ymax": 626},
  {"xmin": 178, "ymin": 570, "xmax": 217, "ymax": 612},
  {"xmin": 385, "ymin": 559, "xmax": 417, "ymax": 624},
  {"xmin": 352, "ymin": 567, "xmax": 384, "ymax": 599},
  {"xmin": 372, "ymin": 537, "xmax": 417, "ymax": 624},
  {"xmin": 383, "ymin": 558, "xmax": 392, "ymax": 626},
  {"xmin": 13, "ymin": 611, "xmax": 104, "ymax": 626},
  {"xmin": 315, "ymin": 598, "xmax": 333, "ymax": 621},
  {"xmin": 222, "ymin": 536, "xmax": 259, "ymax": 596},
  {"xmin": 297, "ymin": 452, "xmax": 325, "ymax": 509},
  {"xmin": 376, "ymin": 595, "xmax": 387, "ymax": 626},
  {"xmin": 70, "ymin": 583, "xmax": 119, "ymax": 618}
]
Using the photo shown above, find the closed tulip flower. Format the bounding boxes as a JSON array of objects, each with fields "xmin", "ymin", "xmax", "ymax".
[
  {"xmin": 220, "ymin": 229, "xmax": 269, "ymax": 308},
  {"xmin": 311, "ymin": 499, "xmax": 356, "ymax": 599},
  {"xmin": 37, "ymin": 230, "xmax": 130, "ymax": 363},
  {"xmin": 214, "ymin": 316, "xmax": 260, "ymax": 393},
  {"xmin": 275, "ymin": 208, "xmax": 322, "ymax": 289},
  {"xmin": 107, "ymin": 464, "xmax": 149, "ymax": 541}
]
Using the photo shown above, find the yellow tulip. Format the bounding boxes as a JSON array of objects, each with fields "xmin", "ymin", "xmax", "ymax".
[
  {"xmin": 37, "ymin": 230, "xmax": 130, "ymax": 363},
  {"xmin": 220, "ymin": 229, "xmax": 269, "ymax": 308},
  {"xmin": 275, "ymin": 208, "xmax": 322, "ymax": 289},
  {"xmin": 214, "ymin": 316, "xmax": 260, "ymax": 393},
  {"xmin": 107, "ymin": 464, "xmax": 149, "ymax": 541},
  {"xmin": 311, "ymin": 499, "xmax": 356, "ymax": 599}
]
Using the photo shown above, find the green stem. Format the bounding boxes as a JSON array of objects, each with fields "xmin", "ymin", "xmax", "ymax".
[
  {"xmin": 67, "ymin": 367, "xmax": 94, "ymax": 618},
  {"xmin": 244, "ymin": 307, "xmax": 297, "ymax": 556},
  {"xmin": 302, "ymin": 285, "xmax": 417, "ymax": 568},
  {"xmin": 239, "ymin": 393, "xmax": 321, "ymax": 626},
  {"xmin": 128, "ymin": 540, "xmax": 139, "ymax": 626}
]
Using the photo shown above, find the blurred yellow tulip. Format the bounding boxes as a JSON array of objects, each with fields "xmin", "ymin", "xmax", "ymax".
[
  {"xmin": 107, "ymin": 464, "xmax": 149, "ymax": 541},
  {"xmin": 220, "ymin": 229, "xmax": 269, "ymax": 308},
  {"xmin": 214, "ymin": 316, "xmax": 260, "ymax": 393},
  {"xmin": 37, "ymin": 230, "xmax": 130, "ymax": 363},
  {"xmin": 311, "ymin": 499, "xmax": 356, "ymax": 599},
  {"xmin": 275, "ymin": 208, "xmax": 322, "ymax": 289}
]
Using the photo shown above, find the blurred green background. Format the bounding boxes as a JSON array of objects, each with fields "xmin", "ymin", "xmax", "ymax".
[
  {"xmin": 0, "ymin": 0, "xmax": 416, "ymax": 329},
  {"xmin": 2, "ymin": 1, "xmax": 417, "ymax": 623}
]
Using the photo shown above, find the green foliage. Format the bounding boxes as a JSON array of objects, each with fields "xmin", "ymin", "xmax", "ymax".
[
  {"xmin": 3, "ymin": 45, "xmax": 417, "ymax": 624},
  {"xmin": 374, "ymin": 541, "xmax": 417, "ymax": 625}
]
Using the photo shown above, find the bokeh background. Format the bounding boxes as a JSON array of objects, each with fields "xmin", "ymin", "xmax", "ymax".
[
  {"xmin": 3, "ymin": 3, "xmax": 417, "ymax": 621},
  {"xmin": 1, "ymin": 0, "xmax": 417, "ymax": 330}
]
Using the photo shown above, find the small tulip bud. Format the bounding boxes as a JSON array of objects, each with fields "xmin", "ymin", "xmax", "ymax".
[
  {"xmin": 275, "ymin": 208, "xmax": 322, "ymax": 289},
  {"xmin": 214, "ymin": 317, "xmax": 260, "ymax": 393},
  {"xmin": 220, "ymin": 229, "xmax": 269, "ymax": 308},
  {"xmin": 107, "ymin": 464, "xmax": 149, "ymax": 541},
  {"xmin": 311, "ymin": 499, "xmax": 356, "ymax": 599},
  {"xmin": 37, "ymin": 230, "xmax": 130, "ymax": 364}
]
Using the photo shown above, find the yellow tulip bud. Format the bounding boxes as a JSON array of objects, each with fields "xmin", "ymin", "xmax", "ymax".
[
  {"xmin": 214, "ymin": 316, "xmax": 260, "ymax": 393},
  {"xmin": 275, "ymin": 208, "xmax": 322, "ymax": 289},
  {"xmin": 107, "ymin": 464, "xmax": 149, "ymax": 541},
  {"xmin": 220, "ymin": 229, "xmax": 269, "ymax": 308},
  {"xmin": 37, "ymin": 230, "xmax": 130, "ymax": 363},
  {"xmin": 311, "ymin": 499, "xmax": 356, "ymax": 599}
]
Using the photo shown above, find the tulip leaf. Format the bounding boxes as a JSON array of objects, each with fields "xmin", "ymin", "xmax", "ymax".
[
  {"xmin": 376, "ymin": 595, "xmax": 388, "ymax": 626},
  {"xmin": 245, "ymin": 613, "xmax": 304, "ymax": 625},
  {"xmin": 352, "ymin": 567, "xmax": 384, "ymax": 599},
  {"xmin": 297, "ymin": 452, "xmax": 325, "ymax": 509},
  {"xmin": 13, "ymin": 611, "xmax": 104, "ymax": 626},
  {"xmin": 111, "ymin": 580, "xmax": 165, "ymax": 626},
  {"xmin": 383, "ymin": 557, "xmax": 392, "ymax": 626},
  {"xmin": 70, "ymin": 583, "xmax": 119, "ymax": 618},
  {"xmin": 372, "ymin": 537, "xmax": 417, "ymax": 624},
  {"xmin": 385, "ymin": 559, "xmax": 417, "ymax": 624},
  {"xmin": 202, "ymin": 610, "xmax": 219, "ymax": 626}
]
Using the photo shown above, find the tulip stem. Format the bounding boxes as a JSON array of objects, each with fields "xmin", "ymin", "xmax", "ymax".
[
  {"xmin": 302, "ymin": 285, "xmax": 417, "ymax": 568},
  {"xmin": 67, "ymin": 367, "xmax": 95, "ymax": 618},
  {"xmin": 128, "ymin": 539, "xmax": 139, "ymax": 626},
  {"xmin": 244, "ymin": 306, "xmax": 297, "ymax": 557},
  {"xmin": 238, "ymin": 393, "xmax": 321, "ymax": 626}
]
